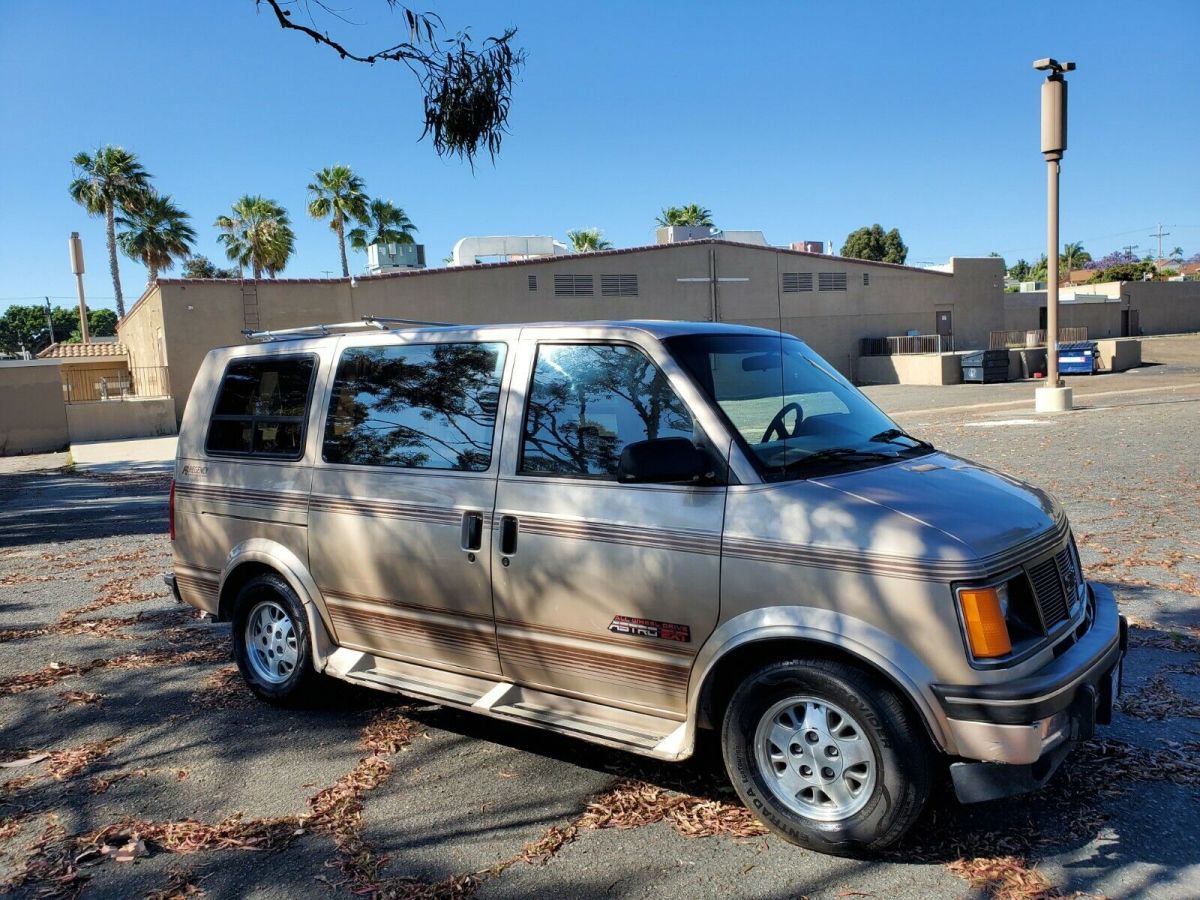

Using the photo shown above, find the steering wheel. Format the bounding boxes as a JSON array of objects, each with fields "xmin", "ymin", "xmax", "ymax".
[{"xmin": 761, "ymin": 402, "xmax": 804, "ymax": 443}]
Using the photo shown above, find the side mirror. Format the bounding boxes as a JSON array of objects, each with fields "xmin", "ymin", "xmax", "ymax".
[{"xmin": 617, "ymin": 437, "xmax": 712, "ymax": 484}]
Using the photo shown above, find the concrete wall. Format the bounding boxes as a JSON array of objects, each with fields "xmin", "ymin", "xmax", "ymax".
[
  {"xmin": 0, "ymin": 360, "xmax": 69, "ymax": 455},
  {"xmin": 1095, "ymin": 338, "xmax": 1141, "ymax": 372},
  {"xmin": 64, "ymin": 397, "xmax": 178, "ymax": 443},
  {"xmin": 119, "ymin": 245, "xmax": 1007, "ymax": 418},
  {"xmin": 856, "ymin": 354, "xmax": 963, "ymax": 385},
  {"xmin": 1003, "ymin": 291, "xmax": 1124, "ymax": 337}
]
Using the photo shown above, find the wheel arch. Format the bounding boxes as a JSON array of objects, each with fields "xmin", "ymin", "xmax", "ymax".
[
  {"xmin": 689, "ymin": 610, "xmax": 952, "ymax": 754},
  {"xmin": 217, "ymin": 539, "xmax": 337, "ymax": 669}
]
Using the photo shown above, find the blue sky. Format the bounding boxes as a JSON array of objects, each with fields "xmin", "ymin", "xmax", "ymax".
[{"xmin": 1, "ymin": 1, "xmax": 1197, "ymax": 315}]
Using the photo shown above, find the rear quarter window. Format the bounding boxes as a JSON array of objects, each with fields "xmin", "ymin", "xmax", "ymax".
[{"xmin": 205, "ymin": 354, "xmax": 317, "ymax": 459}]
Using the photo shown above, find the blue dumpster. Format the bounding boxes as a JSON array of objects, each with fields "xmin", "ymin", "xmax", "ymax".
[{"xmin": 1058, "ymin": 340, "xmax": 1099, "ymax": 375}]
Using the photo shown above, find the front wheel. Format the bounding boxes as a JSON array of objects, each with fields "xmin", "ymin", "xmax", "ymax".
[
  {"xmin": 721, "ymin": 658, "xmax": 932, "ymax": 854},
  {"xmin": 232, "ymin": 573, "xmax": 319, "ymax": 705}
]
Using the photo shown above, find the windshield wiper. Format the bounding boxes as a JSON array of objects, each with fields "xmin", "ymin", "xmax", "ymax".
[
  {"xmin": 780, "ymin": 447, "xmax": 896, "ymax": 473},
  {"xmin": 869, "ymin": 428, "xmax": 934, "ymax": 451}
]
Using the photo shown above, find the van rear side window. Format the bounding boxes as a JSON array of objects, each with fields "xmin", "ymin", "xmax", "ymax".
[{"xmin": 206, "ymin": 355, "xmax": 317, "ymax": 459}]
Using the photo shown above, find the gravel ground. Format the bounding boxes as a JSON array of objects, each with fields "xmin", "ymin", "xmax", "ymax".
[{"xmin": 1, "ymin": 355, "xmax": 1198, "ymax": 900}]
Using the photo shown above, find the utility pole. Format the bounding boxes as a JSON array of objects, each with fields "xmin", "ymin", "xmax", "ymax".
[
  {"xmin": 1122, "ymin": 243, "xmax": 1139, "ymax": 259},
  {"xmin": 1033, "ymin": 57, "xmax": 1076, "ymax": 413},
  {"xmin": 1149, "ymin": 224, "xmax": 1170, "ymax": 261},
  {"xmin": 44, "ymin": 297, "xmax": 56, "ymax": 345},
  {"xmin": 69, "ymin": 232, "xmax": 91, "ymax": 343}
]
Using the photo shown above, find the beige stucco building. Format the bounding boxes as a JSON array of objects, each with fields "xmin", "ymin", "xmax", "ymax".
[{"xmin": 119, "ymin": 240, "xmax": 1008, "ymax": 421}]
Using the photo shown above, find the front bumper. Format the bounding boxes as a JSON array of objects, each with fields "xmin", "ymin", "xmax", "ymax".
[{"xmin": 932, "ymin": 581, "xmax": 1127, "ymax": 802}]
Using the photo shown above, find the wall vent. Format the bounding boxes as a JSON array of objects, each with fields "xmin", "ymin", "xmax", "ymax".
[
  {"xmin": 554, "ymin": 274, "xmax": 594, "ymax": 296},
  {"xmin": 528, "ymin": 274, "xmax": 538, "ymax": 292},
  {"xmin": 782, "ymin": 272, "xmax": 814, "ymax": 293},
  {"xmin": 818, "ymin": 272, "xmax": 848, "ymax": 292},
  {"xmin": 601, "ymin": 274, "xmax": 638, "ymax": 297},
  {"xmin": 863, "ymin": 272, "xmax": 870, "ymax": 286}
]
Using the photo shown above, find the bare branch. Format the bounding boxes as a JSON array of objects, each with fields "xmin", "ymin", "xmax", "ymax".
[{"xmin": 257, "ymin": 1, "xmax": 526, "ymax": 164}]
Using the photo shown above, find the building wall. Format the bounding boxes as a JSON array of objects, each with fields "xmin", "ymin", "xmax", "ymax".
[
  {"xmin": 1120, "ymin": 281, "xmax": 1200, "ymax": 335},
  {"xmin": 120, "ymin": 244, "xmax": 1007, "ymax": 420},
  {"xmin": 1003, "ymin": 291, "xmax": 1124, "ymax": 337},
  {"xmin": 64, "ymin": 397, "xmax": 178, "ymax": 443},
  {"xmin": 0, "ymin": 361, "xmax": 69, "ymax": 455}
]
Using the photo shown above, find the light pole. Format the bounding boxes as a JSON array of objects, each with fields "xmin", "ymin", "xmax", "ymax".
[
  {"xmin": 69, "ymin": 231, "xmax": 91, "ymax": 344},
  {"xmin": 1034, "ymin": 58, "xmax": 1074, "ymax": 412}
]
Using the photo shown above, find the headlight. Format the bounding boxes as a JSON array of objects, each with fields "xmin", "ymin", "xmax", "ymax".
[{"xmin": 957, "ymin": 585, "xmax": 1013, "ymax": 659}]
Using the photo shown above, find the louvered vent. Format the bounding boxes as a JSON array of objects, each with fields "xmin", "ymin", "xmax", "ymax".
[
  {"xmin": 782, "ymin": 273, "xmax": 814, "ymax": 293},
  {"xmin": 818, "ymin": 272, "xmax": 848, "ymax": 292},
  {"xmin": 863, "ymin": 272, "xmax": 870, "ymax": 286},
  {"xmin": 601, "ymin": 274, "xmax": 638, "ymax": 297},
  {"xmin": 554, "ymin": 274, "xmax": 594, "ymax": 296},
  {"xmin": 528, "ymin": 275, "xmax": 538, "ymax": 292}
]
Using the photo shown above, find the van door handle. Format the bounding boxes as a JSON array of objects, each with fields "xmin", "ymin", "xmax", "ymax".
[
  {"xmin": 461, "ymin": 511, "xmax": 484, "ymax": 552},
  {"xmin": 499, "ymin": 515, "xmax": 519, "ymax": 556}
]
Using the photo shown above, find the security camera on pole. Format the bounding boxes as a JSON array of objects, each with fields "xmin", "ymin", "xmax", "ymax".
[{"xmin": 1033, "ymin": 58, "xmax": 1074, "ymax": 413}]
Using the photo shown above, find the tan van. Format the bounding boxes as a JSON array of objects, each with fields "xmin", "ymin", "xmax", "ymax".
[{"xmin": 167, "ymin": 318, "xmax": 1127, "ymax": 853}]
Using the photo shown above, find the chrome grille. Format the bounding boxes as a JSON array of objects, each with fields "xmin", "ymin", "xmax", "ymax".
[{"xmin": 1027, "ymin": 549, "xmax": 1074, "ymax": 629}]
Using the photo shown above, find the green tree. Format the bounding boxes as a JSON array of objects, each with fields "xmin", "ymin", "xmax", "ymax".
[
  {"xmin": 116, "ymin": 193, "xmax": 196, "ymax": 284},
  {"xmin": 68, "ymin": 146, "xmax": 154, "ymax": 318},
  {"xmin": 181, "ymin": 255, "xmax": 238, "ymax": 279},
  {"xmin": 840, "ymin": 224, "xmax": 908, "ymax": 264},
  {"xmin": 79, "ymin": 308, "xmax": 118, "ymax": 341},
  {"xmin": 348, "ymin": 199, "xmax": 418, "ymax": 251},
  {"xmin": 566, "ymin": 228, "xmax": 613, "ymax": 253},
  {"xmin": 1087, "ymin": 260, "xmax": 1157, "ymax": 283},
  {"xmin": 1031, "ymin": 254, "xmax": 1049, "ymax": 282},
  {"xmin": 1170, "ymin": 246, "xmax": 1184, "ymax": 261},
  {"xmin": 1007, "ymin": 259, "xmax": 1033, "ymax": 281},
  {"xmin": 215, "ymin": 196, "xmax": 295, "ymax": 279},
  {"xmin": 307, "ymin": 165, "xmax": 371, "ymax": 277},
  {"xmin": 1059, "ymin": 242, "xmax": 1091, "ymax": 273},
  {"xmin": 655, "ymin": 204, "xmax": 714, "ymax": 227},
  {"xmin": 0, "ymin": 303, "xmax": 113, "ymax": 355}
]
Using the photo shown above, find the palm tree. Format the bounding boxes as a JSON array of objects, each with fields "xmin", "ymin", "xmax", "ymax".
[
  {"xmin": 116, "ymin": 193, "xmax": 196, "ymax": 284},
  {"xmin": 566, "ymin": 228, "xmax": 613, "ymax": 253},
  {"xmin": 68, "ymin": 146, "xmax": 154, "ymax": 317},
  {"xmin": 348, "ymin": 199, "xmax": 418, "ymax": 251},
  {"xmin": 215, "ymin": 196, "xmax": 295, "ymax": 279},
  {"xmin": 1059, "ymin": 241, "xmax": 1091, "ymax": 275},
  {"xmin": 307, "ymin": 165, "xmax": 370, "ymax": 276},
  {"xmin": 655, "ymin": 204, "xmax": 714, "ymax": 228},
  {"xmin": 1170, "ymin": 246, "xmax": 1184, "ymax": 262}
]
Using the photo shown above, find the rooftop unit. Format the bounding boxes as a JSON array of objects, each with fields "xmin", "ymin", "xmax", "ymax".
[
  {"xmin": 367, "ymin": 242, "xmax": 426, "ymax": 273},
  {"xmin": 655, "ymin": 226, "xmax": 768, "ymax": 246}
]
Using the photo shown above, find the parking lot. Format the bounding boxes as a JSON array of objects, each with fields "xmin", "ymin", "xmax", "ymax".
[{"xmin": 2, "ymin": 345, "xmax": 1198, "ymax": 899}]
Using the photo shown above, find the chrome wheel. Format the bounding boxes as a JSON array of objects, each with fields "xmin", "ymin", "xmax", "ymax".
[
  {"xmin": 754, "ymin": 696, "xmax": 877, "ymax": 822},
  {"xmin": 244, "ymin": 600, "xmax": 299, "ymax": 684}
]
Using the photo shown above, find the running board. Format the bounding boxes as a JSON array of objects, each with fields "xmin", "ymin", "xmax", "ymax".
[{"xmin": 325, "ymin": 648, "xmax": 689, "ymax": 760}]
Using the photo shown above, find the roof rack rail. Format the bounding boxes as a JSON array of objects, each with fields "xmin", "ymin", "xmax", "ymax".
[{"xmin": 242, "ymin": 315, "xmax": 454, "ymax": 342}]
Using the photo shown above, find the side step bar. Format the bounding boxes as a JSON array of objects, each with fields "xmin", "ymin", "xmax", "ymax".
[{"xmin": 326, "ymin": 648, "xmax": 689, "ymax": 760}]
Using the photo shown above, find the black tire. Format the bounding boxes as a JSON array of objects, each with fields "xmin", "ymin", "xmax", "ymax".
[
  {"xmin": 721, "ymin": 658, "xmax": 931, "ymax": 855},
  {"xmin": 231, "ymin": 573, "xmax": 320, "ymax": 706}
]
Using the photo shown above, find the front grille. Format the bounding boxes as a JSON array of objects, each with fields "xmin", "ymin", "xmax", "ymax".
[{"xmin": 1027, "ymin": 548, "xmax": 1074, "ymax": 629}]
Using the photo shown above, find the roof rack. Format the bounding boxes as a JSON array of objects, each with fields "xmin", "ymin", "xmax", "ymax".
[{"xmin": 242, "ymin": 315, "xmax": 454, "ymax": 343}]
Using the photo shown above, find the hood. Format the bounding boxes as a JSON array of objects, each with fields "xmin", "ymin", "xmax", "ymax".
[{"xmin": 811, "ymin": 452, "xmax": 1059, "ymax": 560}]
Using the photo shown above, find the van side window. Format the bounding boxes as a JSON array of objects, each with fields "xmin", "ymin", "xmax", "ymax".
[
  {"xmin": 520, "ymin": 343, "xmax": 693, "ymax": 479},
  {"xmin": 206, "ymin": 355, "xmax": 316, "ymax": 458},
  {"xmin": 323, "ymin": 342, "xmax": 507, "ymax": 471}
]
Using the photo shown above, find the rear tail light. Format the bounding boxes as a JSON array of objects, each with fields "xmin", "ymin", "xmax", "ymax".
[
  {"xmin": 168, "ymin": 479, "xmax": 176, "ymax": 541},
  {"xmin": 957, "ymin": 586, "xmax": 1013, "ymax": 658}
]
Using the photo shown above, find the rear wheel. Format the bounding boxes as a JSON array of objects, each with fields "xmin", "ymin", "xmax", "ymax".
[
  {"xmin": 232, "ymin": 573, "xmax": 319, "ymax": 705},
  {"xmin": 721, "ymin": 658, "xmax": 931, "ymax": 854}
]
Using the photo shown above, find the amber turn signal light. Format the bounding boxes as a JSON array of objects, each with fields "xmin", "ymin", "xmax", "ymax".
[{"xmin": 958, "ymin": 587, "xmax": 1013, "ymax": 658}]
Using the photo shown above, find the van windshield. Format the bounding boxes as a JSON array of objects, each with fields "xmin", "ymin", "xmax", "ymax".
[{"xmin": 664, "ymin": 333, "xmax": 934, "ymax": 480}]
